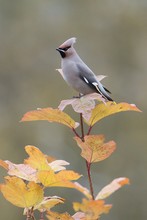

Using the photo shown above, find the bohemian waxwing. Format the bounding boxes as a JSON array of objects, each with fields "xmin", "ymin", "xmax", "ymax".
[{"xmin": 56, "ymin": 37, "xmax": 113, "ymax": 101}]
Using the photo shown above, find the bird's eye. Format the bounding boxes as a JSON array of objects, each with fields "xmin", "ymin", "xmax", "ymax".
[{"xmin": 63, "ymin": 46, "xmax": 71, "ymax": 51}]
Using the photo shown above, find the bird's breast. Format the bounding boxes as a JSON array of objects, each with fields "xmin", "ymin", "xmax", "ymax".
[{"xmin": 61, "ymin": 61, "xmax": 78, "ymax": 83}]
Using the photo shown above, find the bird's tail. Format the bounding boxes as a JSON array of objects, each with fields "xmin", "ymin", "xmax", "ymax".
[{"xmin": 97, "ymin": 82, "xmax": 113, "ymax": 101}]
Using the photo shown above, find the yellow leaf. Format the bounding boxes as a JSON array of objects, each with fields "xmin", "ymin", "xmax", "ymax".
[
  {"xmin": 24, "ymin": 145, "xmax": 51, "ymax": 171},
  {"xmin": 25, "ymin": 146, "xmax": 70, "ymax": 173},
  {"xmin": 21, "ymin": 107, "xmax": 79, "ymax": 129},
  {"xmin": 88, "ymin": 102, "xmax": 141, "ymax": 126},
  {"xmin": 0, "ymin": 176, "xmax": 43, "ymax": 208},
  {"xmin": 96, "ymin": 177, "xmax": 130, "ymax": 200},
  {"xmin": 46, "ymin": 210, "xmax": 74, "ymax": 220},
  {"xmin": 37, "ymin": 170, "xmax": 81, "ymax": 187},
  {"xmin": 74, "ymin": 135, "xmax": 116, "ymax": 163},
  {"xmin": 73, "ymin": 199, "xmax": 112, "ymax": 220},
  {"xmin": 57, "ymin": 170, "xmax": 82, "ymax": 181},
  {"xmin": 37, "ymin": 170, "xmax": 61, "ymax": 187},
  {"xmin": 34, "ymin": 196, "xmax": 64, "ymax": 211},
  {"xmin": 37, "ymin": 170, "xmax": 91, "ymax": 198}
]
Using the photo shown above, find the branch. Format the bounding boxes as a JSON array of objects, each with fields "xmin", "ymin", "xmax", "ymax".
[
  {"xmin": 80, "ymin": 113, "xmax": 85, "ymax": 141},
  {"xmin": 86, "ymin": 161, "xmax": 95, "ymax": 200},
  {"xmin": 79, "ymin": 113, "xmax": 95, "ymax": 200}
]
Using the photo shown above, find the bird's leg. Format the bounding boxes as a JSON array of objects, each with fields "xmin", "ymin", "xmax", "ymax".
[{"xmin": 72, "ymin": 93, "xmax": 83, "ymax": 99}]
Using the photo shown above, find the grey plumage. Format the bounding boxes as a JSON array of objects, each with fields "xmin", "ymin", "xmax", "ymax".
[{"xmin": 56, "ymin": 37, "xmax": 113, "ymax": 101}]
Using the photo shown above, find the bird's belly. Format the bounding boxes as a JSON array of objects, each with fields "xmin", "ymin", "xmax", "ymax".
[
  {"xmin": 63, "ymin": 70, "xmax": 94, "ymax": 94},
  {"xmin": 62, "ymin": 61, "xmax": 95, "ymax": 95}
]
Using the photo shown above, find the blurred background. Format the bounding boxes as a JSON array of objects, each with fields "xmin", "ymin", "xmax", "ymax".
[{"xmin": 0, "ymin": 0, "xmax": 147, "ymax": 219}]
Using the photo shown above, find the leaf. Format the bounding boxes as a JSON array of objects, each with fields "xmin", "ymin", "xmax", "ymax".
[
  {"xmin": 0, "ymin": 147, "xmax": 70, "ymax": 182},
  {"xmin": 72, "ymin": 212, "xmax": 86, "ymax": 220},
  {"xmin": 46, "ymin": 210, "xmax": 74, "ymax": 220},
  {"xmin": 24, "ymin": 145, "xmax": 70, "ymax": 173},
  {"xmin": 34, "ymin": 196, "xmax": 64, "ymax": 212},
  {"xmin": 0, "ymin": 176, "xmax": 43, "ymax": 208},
  {"xmin": 48, "ymin": 160, "xmax": 70, "ymax": 172},
  {"xmin": 56, "ymin": 68, "xmax": 65, "ymax": 78},
  {"xmin": 57, "ymin": 170, "xmax": 82, "ymax": 181},
  {"xmin": 37, "ymin": 170, "xmax": 81, "ymax": 187},
  {"xmin": 24, "ymin": 145, "xmax": 51, "ymax": 171},
  {"xmin": 96, "ymin": 75, "xmax": 107, "ymax": 81},
  {"xmin": 58, "ymin": 93, "xmax": 105, "ymax": 121},
  {"xmin": 74, "ymin": 135, "xmax": 116, "ymax": 163},
  {"xmin": 5, "ymin": 161, "xmax": 37, "ymax": 182},
  {"xmin": 73, "ymin": 182, "xmax": 92, "ymax": 199},
  {"xmin": 21, "ymin": 107, "xmax": 79, "ymax": 129},
  {"xmin": 0, "ymin": 159, "xmax": 9, "ymax": 170},
  {"xmin": 96, "ymin": 177, "xmax": 130, "ymax": 200},
  {"xmin": 88, "ymin": 102, "xmax": 141, "ymax": 126},
  {"xmin": 37, "ymin": 170, "xmax": 91, "ymax": 199},
  {"xmin": 46, "ymin": 155, "xmax": 56, "ymax": 163},
  {"xmin": 73, "ymin": 199, "xmax": 112, "ymax": 220}
]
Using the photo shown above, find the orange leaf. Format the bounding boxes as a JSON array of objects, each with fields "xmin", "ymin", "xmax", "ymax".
[
  {"xmin": 73, "ymin": 199, "xmax": 112, "ymax": 220},
  {"xmin": 96, "ymin": 177, "xmax": 130, "ymax": 200},
  {"xmin": 74, "ymin": 135, "xmax": 116, "ymax": 163},
  {"xmin": 21, "ymin": 107, "xmax": 79, "ymax": 129},
  {"xmin": 88, "ymin": 102, "xmax": 141, "ymax": 126},
  {"xmin": 46, "ymin": 155, "xmax": 56, "ymax": 163},
  {"xmin": 0, "ymin": 159, "xmax": 9, "ymax": 170},
  {"xmin": 0, "ymin": 176, "xmax": 43, "ymax": 208},
  {"xmin": 46, "ymin": 210, "xmax": 74, "ymax": 220}
]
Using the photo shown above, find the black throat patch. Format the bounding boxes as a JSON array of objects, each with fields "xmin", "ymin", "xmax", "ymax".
[{"xmin": 59, "ymin": 50, "xmax": 66, "ymax": 58}]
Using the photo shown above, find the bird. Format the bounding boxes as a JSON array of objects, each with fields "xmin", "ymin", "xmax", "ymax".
[{"xmin": 56, "ymin": 37, "xmax": 113, "ymax": 101}]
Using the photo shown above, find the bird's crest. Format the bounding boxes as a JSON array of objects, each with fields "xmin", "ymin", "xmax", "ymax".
[{"xmin": 59, "ymin": 37, "xmax": 76, "ymax": 49}]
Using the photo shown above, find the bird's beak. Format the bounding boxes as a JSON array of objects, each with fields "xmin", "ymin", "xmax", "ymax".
[
  {"xmin": 56, "ymin": 48, "xmax": 60, "ymax": 52},
  {"xmin": 56, "ymin": 48, "xmax": 66, "ymax": 58},
  {"xmin": 56, "ymin": 48, "xmax": 64, "ymax": 52}
]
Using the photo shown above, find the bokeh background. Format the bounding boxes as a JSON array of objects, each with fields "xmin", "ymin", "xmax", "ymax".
[{"xmin": 0, "ymin": 0, "xmax": 147, "ymax": 219}]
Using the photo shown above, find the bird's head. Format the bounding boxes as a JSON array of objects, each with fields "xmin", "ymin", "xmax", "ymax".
[{"xmin": 56, "ymin": 37, "xmax": 76, "ymax": 58}]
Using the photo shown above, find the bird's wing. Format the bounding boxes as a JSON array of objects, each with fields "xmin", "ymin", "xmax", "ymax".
[{"xmin": 77, "ymin": 63, "xmax": 113, "ymax": 101}]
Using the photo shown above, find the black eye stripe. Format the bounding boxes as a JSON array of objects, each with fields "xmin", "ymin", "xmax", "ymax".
[{"xmin": 59, "ymin": 46, "xmax": 71, "ymax": 51}]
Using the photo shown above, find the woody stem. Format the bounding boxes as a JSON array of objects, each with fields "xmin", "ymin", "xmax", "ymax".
[{"xmin": 79, "ymin": 113, "xmax": 95, "ymax": 200}]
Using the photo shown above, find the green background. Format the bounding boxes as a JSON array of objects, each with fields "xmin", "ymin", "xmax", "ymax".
[{"xmin": 0, "ymin": 0, "xmax": 146, "ymax": 219}]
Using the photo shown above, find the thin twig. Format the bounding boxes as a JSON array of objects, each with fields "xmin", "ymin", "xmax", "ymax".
[
  {"xmin": 26, "ymin": 207, "xmax": 36, "ymax": 220},
  {"xmin": 80, "ymin": 113, "xmax": 85, "ymax": 141},
  {"xmin": 86, "ymin": 161, "xmax": 95, "ymax": 200},
  {"xmin": 87, "ymin": 125, "xmax": 93, "ymax": 136},
  {"xmin": 79, "ymin": 113, "xmax": 95, "ymax": 200},
  {"xmin": 40, "ymin": 212, "xmax": 44, "ymax": 220},
  {"xmin": 72, "ymin": 127, "xmax": 81, "ymax": 138}
]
